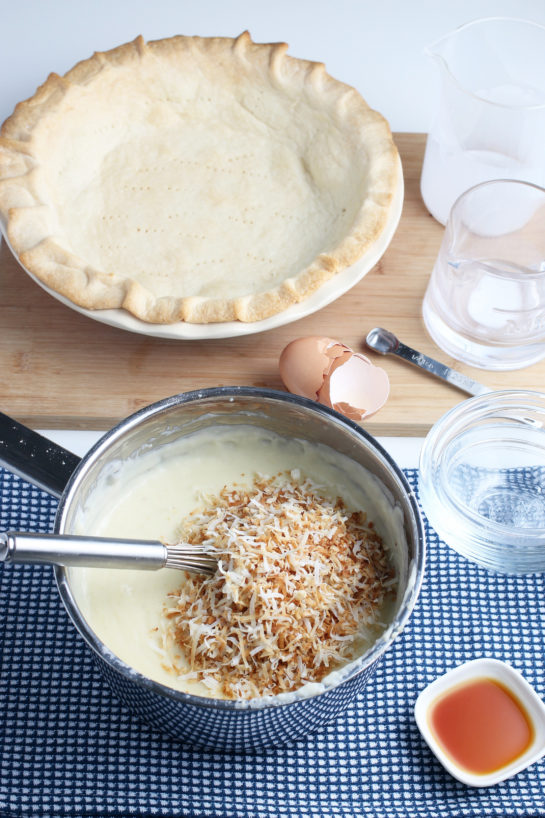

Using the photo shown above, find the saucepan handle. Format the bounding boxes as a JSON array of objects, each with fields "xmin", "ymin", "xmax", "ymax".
[{"xmin": 0, "ymin": 412, "xmax": 81, "ymax": 499}]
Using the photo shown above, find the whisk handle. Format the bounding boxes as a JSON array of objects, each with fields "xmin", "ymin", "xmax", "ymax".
[{"xmin": 0, "ymin": 532, "xmax": 167, "ymax": 570}]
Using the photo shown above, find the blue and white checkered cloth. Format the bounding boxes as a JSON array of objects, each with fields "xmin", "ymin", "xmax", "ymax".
[{"xmin": 1, "ymin": 467, "xmax": 544, "ymax": 818}]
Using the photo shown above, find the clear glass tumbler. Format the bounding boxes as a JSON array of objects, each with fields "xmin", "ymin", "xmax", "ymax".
[
  {"xmin": 422, "ymin": 179, "xmax": 545, "ymax": 370},
  {"xmin": 419, "ymin": 390, "xmax": 545, "ymax": 574}
]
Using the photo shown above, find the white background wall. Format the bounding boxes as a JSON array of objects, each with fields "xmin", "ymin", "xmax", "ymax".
[{"xmin": 2, "ymin": 0, "xmax": 545, "ymax": 132}]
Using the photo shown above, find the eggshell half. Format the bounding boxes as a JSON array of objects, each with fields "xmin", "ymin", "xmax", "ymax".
[
  {"xmin": 321, "ymin": 352, "xmax": 390, "ymax": 420},
  {"xmin": 279, "ymin": 335, "xmax": 390, "ymax": 421},
  {"xmin": 278, "ymin": 336, "xmax": 349, "ymax": 399}
]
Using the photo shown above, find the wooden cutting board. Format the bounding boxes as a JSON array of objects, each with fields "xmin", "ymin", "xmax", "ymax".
[{"xmin": 1, "ymin": 133, "xmax": 542, "ymax": 435}]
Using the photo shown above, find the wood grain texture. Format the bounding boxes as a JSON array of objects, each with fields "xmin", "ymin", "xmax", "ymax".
[{"xmin": 0, "ymin": 133, "xmax": 542, "ymax": 434}]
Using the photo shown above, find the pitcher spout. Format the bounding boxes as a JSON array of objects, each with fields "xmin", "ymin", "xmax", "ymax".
[
  {"xmin": 423, "ymin": 27, "xmax": 455, "ymax": 67},
  {"xmin": 425, "ymin": 17, "xmax": 545, "ymax": 103}
]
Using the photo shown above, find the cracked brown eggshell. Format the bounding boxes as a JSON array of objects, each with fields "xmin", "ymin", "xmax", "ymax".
[
  {"xmin": 279, "ymin": 335, "xmax": 390, "ymax": 420},
  {"xmin": 278, "ymin": 336, "xmax": 349, "ymax": 400}
]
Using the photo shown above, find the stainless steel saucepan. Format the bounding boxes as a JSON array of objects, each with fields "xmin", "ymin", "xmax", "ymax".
[{"xmin": 0, "ymin": 387, "xmax": 425, "ymax": 751}]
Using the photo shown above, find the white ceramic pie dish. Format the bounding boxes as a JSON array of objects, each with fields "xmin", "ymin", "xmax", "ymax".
[
  {"xmin": 0, "ymin": 33, "xmax": 404, "ymax": 333},
  {"xmin": 0, "ymin": 157, "xmax": 403, "ymax": 340}
]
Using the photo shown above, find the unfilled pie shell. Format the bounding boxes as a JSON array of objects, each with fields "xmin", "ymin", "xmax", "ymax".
[{"xmin": 0, "ymin": 32, "xmax": 400, "ymax": 324}]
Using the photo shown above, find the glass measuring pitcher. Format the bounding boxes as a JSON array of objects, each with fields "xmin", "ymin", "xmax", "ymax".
[{"xmin": 420, "ymin": 17, "xmax": 545, "ymax": 225}]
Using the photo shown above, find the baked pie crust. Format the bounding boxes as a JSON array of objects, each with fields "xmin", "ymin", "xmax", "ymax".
[{"xmin": 0, "ymin": 33, "xmax": 400, "ymax": 324}]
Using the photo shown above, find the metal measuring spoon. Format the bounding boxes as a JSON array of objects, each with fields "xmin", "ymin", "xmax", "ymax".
[{"xmin": 365, "ymin": 328, "xmax": 492, "ymax": 397}]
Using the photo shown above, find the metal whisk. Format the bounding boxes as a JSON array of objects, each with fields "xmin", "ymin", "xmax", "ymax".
[{"xmin": 0, "ymin": 531, "xmax": 218, "ymax": 576}]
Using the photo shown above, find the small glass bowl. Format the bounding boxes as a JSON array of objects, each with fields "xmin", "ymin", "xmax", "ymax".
[{"xmin": 419, "ymin": 390, "xmax": 545, "ymax": 574}]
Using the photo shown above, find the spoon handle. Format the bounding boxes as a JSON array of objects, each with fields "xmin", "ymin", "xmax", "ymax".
[{"xmin": 391, "ymin": 339, "xmax": 491, "ymax": 397}]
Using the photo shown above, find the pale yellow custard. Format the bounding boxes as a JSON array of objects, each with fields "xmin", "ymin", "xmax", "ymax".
[{"xmin": 68, "ymin": 426, "xmax": 406, "ymax": 700}]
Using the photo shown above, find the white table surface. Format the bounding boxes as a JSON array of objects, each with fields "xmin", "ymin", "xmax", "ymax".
[{"xmin": 5, "ymin": 0, "xmax": 544, "ymax": 467}]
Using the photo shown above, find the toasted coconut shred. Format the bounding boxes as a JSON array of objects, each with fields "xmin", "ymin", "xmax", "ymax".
[{"xmin": 160, "ymin": 470, "xmax": 396, "ymax": 699}]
